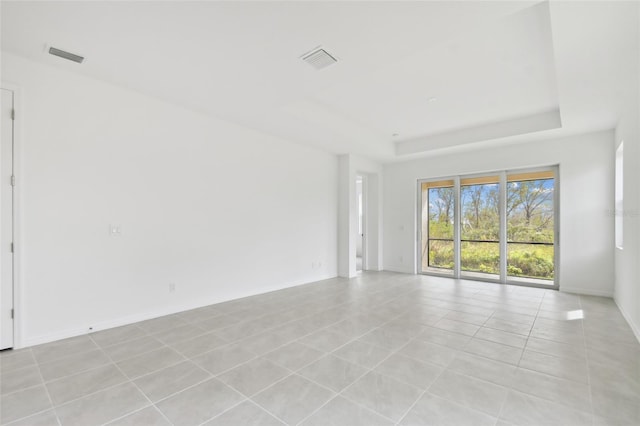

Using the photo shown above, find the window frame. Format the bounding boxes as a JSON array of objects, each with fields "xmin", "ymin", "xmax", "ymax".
[
  {"xmin": 615, "ymin": 142, "xmax": 624, "ymax": 250},
  {"xmin": 417, "ymin": 166, "xmax": 559, "ymax": 290}
]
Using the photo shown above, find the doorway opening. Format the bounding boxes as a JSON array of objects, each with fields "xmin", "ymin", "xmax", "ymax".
[{"xmin": 356, "ymin": 175, "xmax": 364, "ymax": 271}]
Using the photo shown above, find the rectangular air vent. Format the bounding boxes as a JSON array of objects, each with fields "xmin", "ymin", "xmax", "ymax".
[
  {"xmin": 302, "ymin": 47, "xmax": 337, "ymax": 70},
  {"xmin": 49, "ymin": 47, "xmax": 84, "ymax": 64}
]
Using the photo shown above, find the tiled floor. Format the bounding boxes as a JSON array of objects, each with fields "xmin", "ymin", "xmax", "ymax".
[{"xmin": 1, "ymin": 272, "xmax": 639, "ymax": 426}]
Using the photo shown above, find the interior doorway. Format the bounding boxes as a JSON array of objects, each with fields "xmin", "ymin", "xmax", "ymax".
[
  {"xmin": 1, "ymin": 88, "xmax": 15, "ymax": 350},
  {"xmin": 356, "ymin": 175, "xmax": 365, "ymax": 271}
]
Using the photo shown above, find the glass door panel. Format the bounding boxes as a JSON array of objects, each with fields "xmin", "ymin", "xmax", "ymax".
[
  {"xmin": 419, "ymin": 168, "xmax": 557, "ymax": 289},
  {"xmin": 421, "ymin": 180, "xmax": 454, "ymax": 276},
  {"xmin": 460, "ymin": 176, "xmax": 500, "ymax": 280},
  {"xmin": 506, "ymin": 171, "xmax": 555, "ymax": 284}
]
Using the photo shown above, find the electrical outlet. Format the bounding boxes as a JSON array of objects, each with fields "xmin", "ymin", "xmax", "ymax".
[
  {"xmin": 109, "ymin": 224, "xmax": 122, "ymax": 236},
  {"xmin": 399, "ymin": 256, "xmax": 404, "ymax": 264},
  {"xmin": 169, "ymin": 283, "xmax": 176, "ymax": 293}
]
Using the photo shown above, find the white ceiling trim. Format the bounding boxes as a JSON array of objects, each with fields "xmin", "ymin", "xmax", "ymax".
[{"xmin": 395, "ymin": 109, "xmax": 562, "ymax": 155}]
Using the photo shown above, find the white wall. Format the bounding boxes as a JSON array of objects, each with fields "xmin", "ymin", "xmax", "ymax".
[
  {"xmin": 2, "ymin": 53, "xmax": 338, "ymax": 347},
  {"xmin": 614, "ymin": 3, "xmax": 640, "ymax": 339},
  {"xmin": 383, "ymin": 131, "xmax": 615, "ymax": 296},
  {"xmin": 615, "ymin": 113, "xmax": 640, "ymax": 339}
]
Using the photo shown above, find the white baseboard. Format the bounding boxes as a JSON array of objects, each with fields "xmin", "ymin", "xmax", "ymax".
[
  {"xmin": 615, "ymin": 299, "xmax": 640, "ymax": 344},
  {"xmin": 22, "ymin": 299, "xmax": 230, "ymax": 348},
  {"xmin": 559, "ymin": 286, "xmax": 613, "ymax": 297},
  {"xmin": 20, "ymin": 272, "xmax": 338, "ymax": 348},
  {"xmin": 22, "ymin": 308, "xmax": 181, "ymax": 348}
]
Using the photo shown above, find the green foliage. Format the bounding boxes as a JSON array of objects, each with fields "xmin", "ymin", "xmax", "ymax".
[
  {"xmin": 507, "ymin": 224, "xmax": 554, "ymax": 243},
  {"xmin": 507, "ymin": 245, "xmax": 554, "ymax": 279},
  {"xmin": 429, "ymin": 221, "xmax": 453, "ymax": 239},
  {"xmin": 428, "ymin": 241, "xmax": 454, "ymax": 269},
  {"xmin": 460, "ymin": 242, "xmax": 500, "ymax": 275},
  {"xmin": 427, "ymin": 241, "xmax": 554, "ymax": 280}
]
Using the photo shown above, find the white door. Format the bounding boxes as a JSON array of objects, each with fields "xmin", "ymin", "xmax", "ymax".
[{"xmin": 1, "ymin": 88, "xmax": 14, "ymax": 350}]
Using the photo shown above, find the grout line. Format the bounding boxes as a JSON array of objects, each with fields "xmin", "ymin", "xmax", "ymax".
[
  {"xmin": 296, "ymin": 323, "xmax": 436, "ymax": 426},
  {"xmin": 104, "ymin": 340, "xmax": 172, "ymax": 364},
  {"xmin": 13, "ymin": 343, "xmax": 176, "ymax": 393},
  {"xmin": 2, "ymin": 408, "xmax": 60, "ymax": 426},
  {"xmin": 242, "ymin": 309, "xmax": 410, "ymax": 425},
  {"xmin": 193, "ymin": 398, "xmax": 256, "ymax": 426},
  {"xmin": 0, "ymin": 382, "xmax": 47, "ymax": 399},
  {"xmin": 578, "ymin": 295, "xmax": 596, "ymax": 424},
  {"xmin": 514, "ymin": 289, "xmax": 544, "ymax": 367},
  {"xmin": 242, "ymin": 370, "xmax": 331, "ymax": 424},
  {"xmin": 99, "ymin": 405, "xmax": 156, "ymax": 426},
  {"xmin": 493, "ymin": 376, "xmax": 513, "ymax": 424},
  {"xmin": 0, "ymin": 353, "xmax": 38, "ymax": 376},
  {"xmin": 393, "ymin": 352, "xmax": 456, "ymax": 426},
  {"xmin": 89, "ymin": 325, "xmax": 148, "ymax": 348},
  {"xmin": 292, "ymin": 370, "xmax": 371, "ymax": 425},
  {"xmin": 150, "ymin": 374, "xmax": 216, "ymax": 406},
  {"xmin": 87, "ymin": 334, "xmax": 177, "ymax": 426},
  {"xmin": 31, "ymin": 352, "xmax": 62, "ymax": 426},
  {"xmin": 301, "ymin": 356, "xmax": 397, "ymax": 425},
  {"xmin": 31, "ymin": 346, "xmax": 103, "ymax": 369}
]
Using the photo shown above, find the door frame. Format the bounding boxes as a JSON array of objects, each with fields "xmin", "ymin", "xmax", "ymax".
[
  {"xmin": 358, "ymin": 175, "xmax": 367, "ymax": 271},
  {"xmin": 416, "ymin": 175, "xmax": 457, "ymax": 278},
  {"xmin": 1, "ymin": 83, "xmax": 21, "ymax": 349},
  {"xmin": 504, "ymin": 165, "xmax": 560, "ymax": 290}
]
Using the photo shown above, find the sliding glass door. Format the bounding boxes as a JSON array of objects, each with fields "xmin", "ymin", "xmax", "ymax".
[
  {"xmin": 460, "ymin": 176, "xmax": 500, "ymax": 281},
  {"xmin": 421, "ymin": 180, "xmax": 455, "ymax": 276},
  {"xmin": 418, "ymin": 167, "xmax": 557, "ymax": 289},
  {"xmin": 506, "ymin": 171, "xmax": 555, "ymax": 284}
]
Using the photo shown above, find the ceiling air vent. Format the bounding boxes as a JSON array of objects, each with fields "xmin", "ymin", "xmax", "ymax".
[
  {"xmin": 301, "ymin": 47, "xmax": 337, "ymax": 70},
  {"xmin": 48, "ymin": 47, "xmax": 84, "ymax": 64}
]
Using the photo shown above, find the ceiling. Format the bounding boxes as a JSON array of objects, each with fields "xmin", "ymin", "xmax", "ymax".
[{"xmin": 1, "ymin": 1, "xmax": 637, "ymax": 162}]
